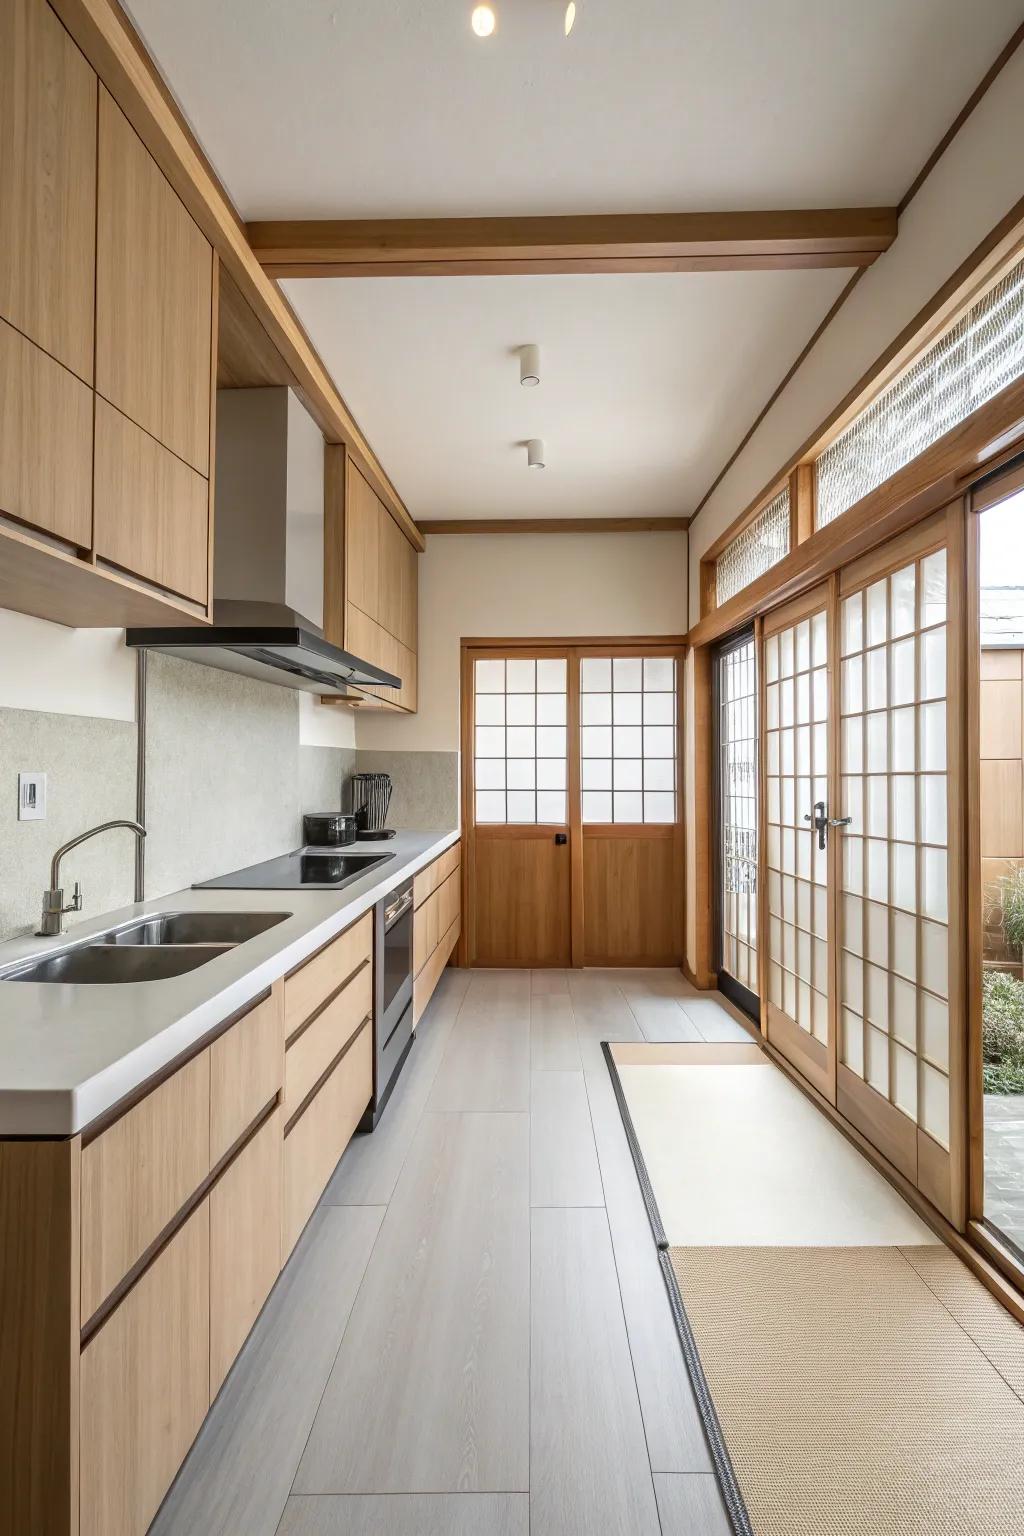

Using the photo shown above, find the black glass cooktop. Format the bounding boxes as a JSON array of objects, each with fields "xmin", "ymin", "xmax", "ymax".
[{"xmin": 194, "ymin": 847, "xmax": 394, "ymax": 890}]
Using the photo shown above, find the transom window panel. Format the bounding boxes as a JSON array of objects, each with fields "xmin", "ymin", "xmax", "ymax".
[
  {"xmin": 716, "ymin": 487, "xmax": 791, "ymax": 607},
  {"xmin": 474, "ymin": 656, "xmax": 568, "ymax": 824},
  {"xmin": 719, "ymin": 638, "xmax": 758, "ymax": 994},
  {"xmin": 837, "ymin": 549, "xmax": 951, "ymax": 1150},
  {"xmin": 817, "ymin": 256, "xmax": 1024, "ymax": 529},
  {"xmin": 765, "ymin": 608, "xmax": 830, "ymax": 1043},
  {"xmin": 580, "ymin": 655, "xmax": 677, "ymax": 824}
]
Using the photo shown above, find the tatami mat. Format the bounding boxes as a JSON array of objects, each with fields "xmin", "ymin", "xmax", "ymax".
[
  {"xmin": 616, "ymin": 1053, "xmax": 935, "ymax": 1246},
  {"xmin": 669, "ymin": 1244, "xmax": 1024, "ymax": 1536}
]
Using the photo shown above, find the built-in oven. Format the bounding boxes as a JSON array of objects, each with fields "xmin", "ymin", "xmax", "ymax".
[{"xmin": 361, "ymin": 878, "xmax": 415, "ymax": 1129}]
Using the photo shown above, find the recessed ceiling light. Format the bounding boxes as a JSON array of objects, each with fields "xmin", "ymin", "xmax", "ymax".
[
  {"xmin": 519, "ymin": 344, "xmax": 541, "ymax": 387},
  {"xmin": 471, "ymin": 4, "xmax": 496, "ymax": 37},
  {"xmin": 527, "ymin": 439, "xmax": 546, "ymax": 469},
  {"xmin": 564, "ymin": 2, "xmax": 576, "ymax": 35}
]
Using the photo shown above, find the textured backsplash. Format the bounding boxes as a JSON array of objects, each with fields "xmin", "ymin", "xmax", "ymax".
[
  {"xmin": 0, "ymin": 654, "xmax": 354, "ymax": 940},
  {"xmin": 0, "ymin": 708, "xmax": 137, "ymax": 940},
  {"xmin": 350, "ymin": 749, "xmax": 459, "ymax": 831}
]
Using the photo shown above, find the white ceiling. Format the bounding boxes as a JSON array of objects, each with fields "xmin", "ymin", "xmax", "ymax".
[
  {"xmin": 283, "ymin": 269, "xmax": 848, "ymax": 517},
  {"xmin": 127, "ymin": 0, "xmax": 1021, "ymax": 218},
  {"xmin": 125, "ymin": 0, "xmax": 1022, "ymax": 519}
]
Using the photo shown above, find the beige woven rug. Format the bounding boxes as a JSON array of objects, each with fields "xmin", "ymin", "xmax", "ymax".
[{"xmin": 669, "ymin": 1244, "xmax": 1024, "ymax": 1536}]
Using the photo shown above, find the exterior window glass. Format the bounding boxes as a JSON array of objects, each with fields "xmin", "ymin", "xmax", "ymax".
[{"xmin": 718, "ymin": 637, "xmax": 758, "ymax": 994}]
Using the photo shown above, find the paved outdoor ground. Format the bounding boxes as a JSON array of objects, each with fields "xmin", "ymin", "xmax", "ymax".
[{"xmin": 985, "ymin": 1093, "xmax": 1024, "ymax": 1252}]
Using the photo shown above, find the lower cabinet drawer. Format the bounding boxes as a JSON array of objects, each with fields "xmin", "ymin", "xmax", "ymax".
[
  {"xmin": 283, "ymin": 1019, "xmax": 372, "ymax": 1258},
  {"xmin": 413, "ymin": 914, "xmax": 461, "ymax": 1028},
  {"xmin": 210, "ymin": 985, "xmax": 284, "ymax": 1165},
  {"xmin": 283, "ymin": 960, "xmax": 371, "ymax": 1122},
  {"xmin": 80, "ymin": 1197, "xmax": 210, "ymax": 1536},
  {"xmin": 284, "ymin": 912, "xmax": 372, "ymax": 1040},
  {"xmin": 81, "ymin": 1048, "xmax": 211, "ymax": 1324},
  {"xmin": 209, "ymin": 1107, "xmax": 282, "ymax": 1398}
]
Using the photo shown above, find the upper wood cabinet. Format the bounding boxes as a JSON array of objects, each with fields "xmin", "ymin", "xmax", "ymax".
[
  {"xmin": 0, "ymin": 0, "xmax": 97, "ymax": 383},
  {"xmin": 96, "ymin": 88, "xmax": 214, "ymax": 476},
  {"xmin": 325, "ymin": 450, "xmax": 420, "ymax": 712}
]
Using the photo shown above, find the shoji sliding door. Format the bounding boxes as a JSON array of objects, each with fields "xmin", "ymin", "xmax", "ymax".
[
  {"xmin": 758, "ymin": 507, "xmax": 965, "ymax": 1222},
  {"xmin": 762, "ymin": 587, "xmax": 836, "ymax": 1098},
  {"xmin": 834, "ymin": 507, "xmax": 964, "ymax": 1224}
]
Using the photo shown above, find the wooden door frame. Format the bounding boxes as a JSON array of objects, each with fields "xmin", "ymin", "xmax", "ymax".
[{"xmin": 459, "ymin": 635, "xmax": 688, "ymax": 969}]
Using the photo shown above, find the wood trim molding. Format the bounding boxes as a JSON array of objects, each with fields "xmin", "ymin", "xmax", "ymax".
[
  {"xmin": 686, "ymin": 369, "xmax": 1024, "ymax": 649},
  {"xmin": 48, "ymin": 0, "xmax": 424, "ymax": 553},
  {"xmin": 247, "ymin": 209, "xmax": 898, "ymax": 279},
  {"xmin": 420, "ymin": 516, "xmax": 690, "ymax": 535}
]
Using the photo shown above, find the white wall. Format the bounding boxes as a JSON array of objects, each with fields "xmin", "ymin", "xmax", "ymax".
[
  {"xmin": 0, "ymin": 610, "xmax": 136, "ymax": 719},
  {"xmin": 0, "ymin": 608, "xmax": 354, "ymax": 746},
  {"xmin": 355, "ymin": 529, "xmax": 689, "ymax": 753},
  {"xmin": 687, "ymin": 45, "xmax": 1024, "ymax": 615}
]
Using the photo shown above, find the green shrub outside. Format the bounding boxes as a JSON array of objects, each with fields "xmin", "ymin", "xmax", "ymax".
[{"xmin": 982, "ymin": 969, "xmax": 1024, "ymax": 1094}]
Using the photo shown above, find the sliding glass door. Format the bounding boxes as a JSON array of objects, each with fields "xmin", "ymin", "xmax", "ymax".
[
  {"xmin": 757, "ymin": 507, "xmax": 965, "ymax": 1223},
  {"xmin": 714, "ymin": 630, "xmax": 759, "ymax": 1016},
  {"xmin": 762, "ymin": 587, "xmax": 835, "ymax": 1098}
]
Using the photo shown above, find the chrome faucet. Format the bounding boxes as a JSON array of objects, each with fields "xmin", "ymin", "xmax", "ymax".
[{"xmin": 38, "ymin": 820, "xmax": 147, "ymax": 937}]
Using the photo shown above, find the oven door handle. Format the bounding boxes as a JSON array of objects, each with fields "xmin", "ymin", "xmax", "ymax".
[{"xmin": 384, "ymin": 892, "xmax": 414, "ymax": 931}]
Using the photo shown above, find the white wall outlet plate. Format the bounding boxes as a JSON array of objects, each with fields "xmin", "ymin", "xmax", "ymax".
[{"xmin": 18, "ymin": 771, "xmax": 46, "ymax": 821}]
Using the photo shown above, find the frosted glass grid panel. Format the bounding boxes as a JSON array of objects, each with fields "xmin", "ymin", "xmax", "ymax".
[
  {"xmin": 765, "ymin": 610, "xmax": 829, "ymax": 1040},
  {"xmin": 817, "ymin": 257, "xmax": 1024, "ymax": 528},
  {"xmin": 718, "ymin": 637, "xmax": 758, "ymax": 994},
  {"xmin": 474, "ymin": 657, "xmax": 568, "ymax": 824},
  {"xmin": 837, "ymin": 553, "xmax": 951, "ymax": 1147},
  {"xmin": 580, "ymin": 656, "xmax": 677, "ymax": 824},
  {"xmin": 716, "ymin": 487, "xmax": 791, "ymax": 606}
]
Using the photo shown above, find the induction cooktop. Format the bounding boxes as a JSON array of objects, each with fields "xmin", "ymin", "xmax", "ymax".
[{"xmin": 194, "ymin": 847, "xmax": 395, "ymax": 890}]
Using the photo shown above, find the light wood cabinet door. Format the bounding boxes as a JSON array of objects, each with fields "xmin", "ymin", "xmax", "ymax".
[
  {"xmin": 93, "ymin": 397, "xmax": 210, "ymax": 603},
  {"xmin": 209, "ymin": 1109, "xmax": 282, "ymax": 1398},
  {"xmin": 80, "ymin": 1049, "xmax": 210, "ymax": 1323},
  {"xmin": 0, "ymin": 317, "xmax": 93, "ymax": 546},
  {"xmin": 79, "ymin": 1198, "xmax": 210, "ymax": 1536},
  {"xmin": 377, "ymin": 501, "xmax": 404, "ymax": 640},
  {"xmin": 346, "ymin": 462, "xmax": 380, "ymax": 622},
  {"xmin": 0, "ymin": 0, "xmax": 97, "ymax": 382},
  {"xmin": 95, "ymin": 88, "xmax": 213, "ymax": 475},
  {"xmin": 283, "ymin": 1020, "xmax": 372, "ymax": 1257},
  {"xmin": 209, "ymin": 986, "xmax": 284, "ymax": 1165},
  {"xmin": 284, "ymin": 960, "xmax": 372, "ymax": 1122},
  {"xmin": 283, "ymin": 912, "xmax": 372, "ymax": 1041}
]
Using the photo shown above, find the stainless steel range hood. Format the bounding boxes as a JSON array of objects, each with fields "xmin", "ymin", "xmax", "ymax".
[{"xmin": 126, "ymin": 388, "xmax": 400, "ymax": 698}]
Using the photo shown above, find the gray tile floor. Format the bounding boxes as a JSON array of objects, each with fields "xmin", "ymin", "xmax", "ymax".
[
  {"xmin": 152, "ymin": 968, "xmax": 750, "ymax": 1536},
  {"xmin": 984, "ymin": 1093, "xmax": 1024, "ymax": 1252}
]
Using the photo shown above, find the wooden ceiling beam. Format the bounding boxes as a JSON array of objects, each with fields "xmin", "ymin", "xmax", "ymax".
[
  {"xmin": 418, "ymin": 517, "xmax": 690, "ymax": 535},
  {"xmin": 247, "ymin": 209, "xmax": 899, "ymax": 279}
]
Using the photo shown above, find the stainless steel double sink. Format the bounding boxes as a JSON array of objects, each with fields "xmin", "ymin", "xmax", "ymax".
[{"xmin": 0, "ymin": 910, "xmax": 290, "ymax": 985}]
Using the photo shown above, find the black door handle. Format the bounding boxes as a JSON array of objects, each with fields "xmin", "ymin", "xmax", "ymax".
[
  {"xmin": 554, "ymin": 832, "xmax": 568, "ymax": 845},
  {"xmin": 803, "ymin": 801, "xmax": 828, "ymax": 851}
]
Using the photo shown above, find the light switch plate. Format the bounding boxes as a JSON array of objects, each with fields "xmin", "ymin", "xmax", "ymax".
[{"xmin": 18, "ymin": 771, "xmax": 46, "ymax": 821}]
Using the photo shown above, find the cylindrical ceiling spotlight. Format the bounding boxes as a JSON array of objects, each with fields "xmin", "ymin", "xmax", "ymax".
[
  {"xmin": 471, "ymin": 5, "xmax": 496, "ymax": 38},
  {"xmin": 526, "ymin": 438, "xmax": 546, "ymax": 469},
  {"xmin": 519, "ymin": 344, "xmax": 541, "ymax": 387}
]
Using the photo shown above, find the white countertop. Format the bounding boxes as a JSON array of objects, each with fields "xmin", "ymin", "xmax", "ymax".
[{"xmin": 0, "ymin": 829, "xmax": 459, "ymax": 1136}]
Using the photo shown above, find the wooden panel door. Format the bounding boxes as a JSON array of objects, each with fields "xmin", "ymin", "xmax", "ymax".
[
  {"xmin": 95, "ymin": 87, "xmax": 213, "ymax": 475},
  {"xmin": 465, "ymin": 647, "xmax": 573, "ymax": 966},
  {"xmin": 0, "ymin": 0, "xmax": 97, "ymax": 383},
  {"xmin": 833, "ymin": 508, "xmax": 964, "ymax": 1225},
  {"xmin": 0, "ymin": 316, "xmax": 93, "ymax": 546},
  {"xmin": 762, "ymin": 585, "xmax": 836, "ymax": 1099},
  {"xmin": 577, "ymin": 648, "xmax": 684, "ymax": 966}
]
